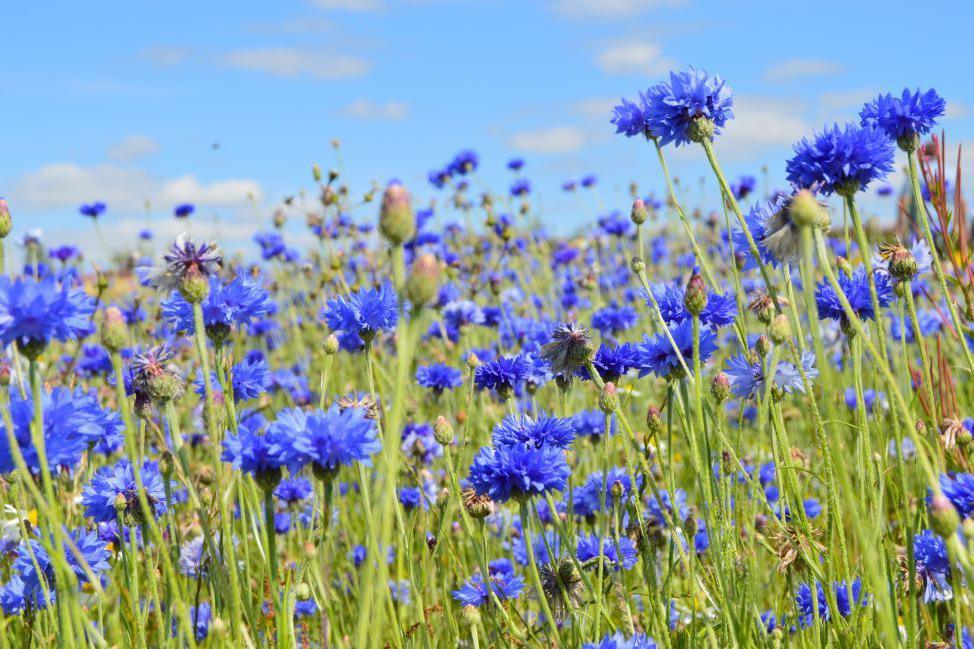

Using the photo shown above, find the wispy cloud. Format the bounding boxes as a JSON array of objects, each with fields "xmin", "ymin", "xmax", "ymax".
[
  {"xmin": 597, "ymin": 43, "xmax": 673, "ymax": 75},
  {"xmin": 10, "ymin": 163, "xmax": 262, "ymax": 212},
  {"xmin": 219, "ymin": 48, "xmax": 371, "ymax": 79},
  {"xmin": 309, "ymin": 0, "xmax": 384, "ymax": 10},
  {"xmin": 107, "ymin": 135, "xmax": 161, "ymax": 163},
  {"xmin": 763, "ymin": 58, "xmax": 842, "ymax": 83},
  {"xmin": 696, "ymin": 97, "xmax": 810, "ymax": 161},
  {"xmin": 508, "ymin": 126, "xmax": 586, "ymax": 154},
  {"xmin": 337, "ymin": 99, "xmax": 409, "ymax": 120},
  {"xmin": 140, "ymin": 45, "xmax": 192, "ymax": 68},
  {"xmin": 552, "ymin": 0, "xmax": 684, "ymax": 19}
]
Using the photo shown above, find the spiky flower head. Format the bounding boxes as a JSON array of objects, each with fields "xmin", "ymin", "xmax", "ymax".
[
  {"xmin": 860, "ymin": 88, "xmax": 946, "ymax": 150},
  {"xmin": 130, "ymin": 345, "xmax": 185, "ymax": 403},
  {"xmin": 643, "ymin": 68, "xmax": 734, "ymax": 147},
  {"xmin": 0, "ymin": 275, "xmax": 95, "ymax": 356},
  {"xmin": 145, "ymin": 234, "xmax": 223, "ymax": 301},
  {"xmin": 540, "ymin": 321, "xmax": 595, "ymax": 377},
  {"xmin": 785, "ymin": 122, "xmax": 895, "ymax": 196}
]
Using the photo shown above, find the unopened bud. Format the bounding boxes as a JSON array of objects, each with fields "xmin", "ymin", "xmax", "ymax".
[
  {"xmin": 466, "ymin": 353, "xmax": 481, "ymax": 370},
  {"xmin": 630, "ymin": 257, "xmax": 645, "ymax": 275},
  {"xmin": 461, "ymin": 604, "xmax": 481, "ymax": 626},
  {"xmin": 0, "ymin": 198, "xmax": 10, "ymax": 239},
  {"xmin": 312, "ymin": 164, "xmax": 322, "ymax": 182},
  {"xmin": 101, "ymin": 307, "xmax": 128, "ymax": 352},
  {"xmin": 755, "ymin": 335, "xmax": 772, "ymax": 359},
  {"xmin": 323, "ymin": 334, "xmax": 340, "ymax": 355},
  {"xmin": 433, "ymin": 416, "xmax": 455, "ymax": 445},
  {"xmin": 379, "ymin": 183, "xmax": 416, "ymax": 246},
  {"xmin": 930, "ymin": 494, "xmax": 961, "ymax": 538},
  {"xmin": 646, "ymin": 405, "xmax": 663, "ymax": 438},
  {"xmin": 630, "ymin": 198, "xmax": 648, "ymax": 225},
  {"xmin": 711, "ymin": 373, "xmax": 731, "ymax": 403},
  {"xmin": 405, "ymin": 254, "xmax": 440, "ymax": 307},
  {"xmin": 179, "ymin": 267, "xmax": 209, "ymax": 304},
  {"xmin": 789, "ymin": 190, "xmax": 829, "ymax": 229},
  {"xmin": 684, "ymin": 268, "xmax": 707, "ymax": 316},
  {"xmin": 599, "ymin": 382, "xmax": 619, "ymax": 414},
  {"xmin": 768, "ymin": 314, "xmax": 791, "ymax": 345}
]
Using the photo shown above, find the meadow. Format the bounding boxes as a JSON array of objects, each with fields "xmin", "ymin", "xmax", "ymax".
[{"xmin": 0, "ymin": 70, "xmax": 972, "ymax": 648}]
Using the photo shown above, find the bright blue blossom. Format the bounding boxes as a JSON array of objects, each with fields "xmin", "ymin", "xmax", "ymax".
[
  {"xmin": 635, "ymin": 319, "xmax": 718, "ymax": 378},
  {"xmin": 577, "ymin": 534, "xmax": 638, "ymax": 571},
  {"xmin": 723, "ymin": 350, "xmax": 817, "ymax": 400},
  {"xmin": 162, "ymin": 274, "xmax": 274, "ymax": 337},
  {"xmin": 270, "ymin": 404, "xmax": 381, "ymax": 477},
  {"xmin": 611, "ymin": 95, "xmax": 651, "ymax": 138},
  {"xmin": 492, "ymin": 412, "xmax": 575, "ymax": 450},
  {"xmin": 860, "ymin": 88, "xmax": 946, "ymax": 142},
  {"xmin": 467, "ymin": 443, "xmax": 569, "ymax": 503},
  {"xmin": 815, "ymin": 266, "xmax": 895, "ymax": 324},
  {"xmin": 573, "ymin": 467, "xmax": 638, "ymax": 517},
  {"xmin": 786, "ymin": 123, "xmax": 895, "ymax": 195},
  {"xmin": 583, "ymin": 631, "xmax": 657, "ymax": 649},
  {"xmin": 452, "ymin": 559, "xmax": 525, "ymax": 607},
  {"xmin": 652, "ymin": 283, "xmax": 737, "ymax": 329},
  {"xmin": 221, "ymin": 414, "xmax": 289, "ymax": 486},
  {"xmin": 0, "ymin": 275, "xmax": 95, "ymax": 349},
  {"xmin": 474, "ymin": 354, "xmax": 530, "ymax": 395},
  {"xmin": 82, "ymin": 458, "xmax": 170, "ymax": 523},
  {"xmin": 643, "ymin": 68, "xmax": 734, "ymax": 147},
  {"xmin": 324, "ymin": 283, "xmax": 398, "ymax": 346},
  {"xmin": 274, "ymin": 477, "xmax": 313, "ymax": 504},
  {"xmin": 795, "ymin": 578, "xmax": 864, "ymax": 627},
  {"xmin": 914, "ymin": 529, "xmax": 952, "ymax": 603},
  {"xmin": 415, "ymin": 363, "xmax": 463, "ymax": 393},
  {"xmin": 939, "ymin": 472, "xmax": 974, "ymax": 519}
]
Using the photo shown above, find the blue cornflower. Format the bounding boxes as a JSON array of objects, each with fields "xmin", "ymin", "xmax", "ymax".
[
  {"xmin": 939, "ymin": 473, "xmax": 974, "ymax": 519},
  {"xmin": 611, "ymin": 95, "xmax": 651, "ymax": 138},
  {"xmin": 274, "ymin": 477, "xmax": 313, "ymax": 505},
  {"xmin": 731, "ymin": 175, "xmax": 757, "ymax": 200},
  {"xmin": 0, "ymin": 386, "xmax": 122, "ymax": 476},
  {"xmin": 162, "ymin": 274, "xmax": 274, "ymax": 339},
  {"xmin": 643, "ymin": 68, "xmax": 734, "ymax": 147},
  {"xmin": 572, "ymin": 409, "xmax": 616, "ymax": 438},
  {"xmin": 577, "ymin": 534, "xmax": 638, "ymax": 571},
  {"xmin": 577, "ymin": 343, "xmax": 639, "ymax": 384},
  {"xmin": 415, "ymin": 363, "xmax": 463, "ymax": 394},
  {"xmin": 270, "ymin": 404, "xmax": 381, "ymax": 479},
  {"xmin": 324, "ymin": 283, "xmax": 398, "ymax": 346},
  {"xmin": 449, "ymin": 150, "xmax": 478, "ymax": 175},
  {"xmin": 889, "ymin": 309, "xmax": 942, "ymax": 343},
  {"xmin": 79, "ymin": 202, "xmax": 107, "ymax": 218},
  {"xmin": 815, "ymin": 266, "xmax": 894, "ymax": 324},
  {"xmin": 795, "ymin": 578, "xmax": 864, "ymax": 627},
  {"xmin": 196, "ymin": 356, "xmax": 270, "ymax": 402},
  {"xmin": 635, "ymin": 319, "xmax": 717, "ymax": 379},
  {"xmin": 785, "ymin": 122, "xmax": 895, "ymax": 196},
  {"xmin": 510, "ymin": 528, "xmax": 561, "ymax": 566},
  {"xmin": 573, "ymin": 467, "xmax": 638, "ymax": 518},
  {"xmin": 144, "ymin": 234, "xmax": 223, "ymax": 293},
  {"xmin": 591, "ymin": 303, "xmax": 639, "ymax": 336},
  {"xmin": 914, "ymin": 529, "xmax": 952, "ymax": 603},
  {"xmin": 173, "ymin": 203, "xmax": 195, "ymax": 219},
  {"xmin": 723, "ymin": 351, "xmax": 817, "ymax": 400},
  {"xmin": 254, "ymin": 231, "xmax": 288, "ymax": 260},
  {"xmin": 0, "ymin": 528, "xmax": 111, "ymax": 615},
  {"xmin": 733, "ymin": 195, "xmax": 795, "ymax": 269},
  {"xmin": 221, "ymin": 415, "xmax": 289, "ymax": 488},
  {"xmin": 597, "ymin": 211, "xmax": 632, "ymax": 237},
  {"xmin": 452, "ymin": 559, "xmax": 525, "ymax": 607},
  {"xmin": 0, "ymin": 275, "xmax": 95, "ymax": 351},
  {"xmin": 644, "ymin": 489, "xmax": 690, "ymax": 529},
  {"xmin": 492, "ymin": 412, "xmax": 575, "ymax": 450},
  {"xmin": 843, "ymin": 387, "xmax": 886, "ymax": 413},
  {"xmin": 510, "ymin": 178, "xmax": 531, "ymax": 196},
  {"xmin": 652, "ymin": 283, "xmax": 737, "ymax": 329},
  {"xmin": 859, "ymin": 88, "xmax": 946, "ymax": 144},
  {"xmin": 49, "ymin": 245, "xmax": 80, "ymax": 263},
  {"xmin": 467, "ymin": 443, "xmax": 569, "ymax": 503},
  {"xmin": 508, "ymin": 158, "xmax": 525, "ymax": 171},
  {"xmin": 82, "ymin": 458, "xmax": 170, "ymax": 524},
  {"xmin": 474, "ymin": 354, "xmax": 530, "ymax": 396},
  {"xmin": 401, "ymin": 422, "xmax": 443, "ymax": 465},
  {"xmin": 583, "ymin": 631, "xmax": 658, "ymax": 649}
]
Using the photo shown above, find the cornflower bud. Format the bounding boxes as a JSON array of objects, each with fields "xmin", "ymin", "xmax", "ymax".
[
  {"xmin": 433, "ymin": 416, "xmax": 455, "ymax": 445},
  {"xmin": 646, "ymin": 405, "xmax": 663, "ymax": 438},
  {"xmin": 930, "ymin": 494, "xmax": 961, "ymax": 538},
  {"xmin": 379, "ymin": 183, "xmax": 416, "ymax": 246},
  {"xmin": 711, "ymin": 373, "xmax": 730, "ymax": 403},
  {"xmin": 0, "ymin": 198, "xmax": 11, "ymax": 238},
  {"xmin": 599, "ymin": 382, "xmax": 619, "ymax": 414},
  {"xmin": 789, "ymin": 189, "xmax": 829, "ymax": 229},
  {"xmin": 630, "ymin": 198, "xmax": 648, "ymax": 225},
  {"xmin": 101, "ymin": 307, "xmax": 128, "ymax": 353},
  {"xmin": 769, "ymin": 314, "xmax": 791, "ymax": 345},
  {"xmin": 405, "ymin": 253, "xmax": 441, "ymax": 307},
  {"xmin": 323, "ymin": 334, "xmax": 340, "ymax": 355},
  {"xmin": 684, "ymin": 267, "xmax": 707, "ymax": 316}
]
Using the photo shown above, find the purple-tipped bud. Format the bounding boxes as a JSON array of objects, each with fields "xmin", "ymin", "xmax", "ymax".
[
  {"xmin": 0, "ymin": 198, "xmax": 11, "ymax": 238},
  {"xmin": 101, "ymin": 307, "xmax": 128, "ymax": 353},
  {"xmin": 630, "ymin": 198, "xmax": 648, "ymax": 225},
  {"xmin": 684, "ymin": 268, "xmax": 707, "ymax": 316},
  {"xmin": 406, "ymin": 254, "xmax": 441, "ymax": 307},
  {"xmin": 711, "ymin": 373, "xmax": 730, "ymax": 403},
  {"xmin": 930, "ymin": 494, "xmax": 961, "ymax": 538},
  {"xmin": 599, "ymin": 382, "xmax": 620, "ymax": 414},
  {"xmin": 379, "ymin": 183, "xmax": 416, "ymax": 246}
]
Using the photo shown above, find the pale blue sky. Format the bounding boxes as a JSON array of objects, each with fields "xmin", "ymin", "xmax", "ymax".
[{"xmin": 2, "ymin": 0, "xmax": 971, "ymax": 255}]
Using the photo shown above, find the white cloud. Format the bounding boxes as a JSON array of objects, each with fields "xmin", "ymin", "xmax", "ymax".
[
  {"xmin": 508, "ymin": 126, "xmax": 586, "ymax": 154},
  {"xmin": 107, "ymin": 135, "xmax": 160, "ymax": 163},
  {"xmin": 141, "ymin": 45, "xmax": 192, "ymax": 68},
  {"xmin": 571, "ymin": 98, "xmax": 618, "ymax": 119},
  {"xmin": 763, "ymin": 59, "xmax": 842, "ymax": 83},
  {"xmin": 337, "ymin": 99, "xmax": 409, "ymax": 121},
  {"xmin": 552, "ymin": 0, "xmax": 684, "ymax": 18},
  {"xmin": 309, "ymin": 0, "xmax": 384, "ymax": 10},
  {"xmin": 10, "ymin": 163, "xmax": 261, "ymax": 212},
  {"xmin": 597, "ymin": 43, "xmax": 673, "ymax": 75},
  {"xmin": 707, "ymin": 97, "xmax": 811, "ymax": 160},
  {"xmin": 219, "ymin": 48, "xmax": 371, "ymax": 79}
]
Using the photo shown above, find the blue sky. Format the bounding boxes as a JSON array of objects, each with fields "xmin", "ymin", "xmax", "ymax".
[{"xmin": 3, "ymin": 0, "xmax": 972, "ymax": 256}]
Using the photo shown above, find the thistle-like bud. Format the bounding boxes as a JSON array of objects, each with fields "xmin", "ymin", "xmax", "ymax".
[
  {"xmin": 379, "ymin": 183, "xmax": 416, "ymax": 246},
  {"xmin": 836, "ymin": 256, "xmax": 853, "ymax": 276},
  {"xmin": 930, "ymin": 494, "xmax": 961, "ymax": 538},
  {"xmin": 599, "ymin": 382, "xmax": 619, "ymax": 414},
  {"xmin": 0, "ymin": 198, "xmax": 11, "ymax": 239},
  {"xmin": 101, "ymin": 307, "xmax": 128, "ymax": 353},
  {"xmin": 646, "ymin": 405, "xmax": 663, "ymax": 438},
  {"xmin": 769, "ymin": 314, "xmax": 791, "ymax": 345},
  {"xmin": 610, "ymin": 480, "xmax": 624, "ymax": 501},
  {"xmin": 405, "ymin": 254, "xmax": 440, "ymax": 307},
  {"xmin": 466, "ymin": 353, "xmax": 481, "ymax": 370},
  {"xmin": 323, "ymin": 334, "xmax": 340, "ymax": 355},
  {"xmin": 789, "ymin": 189, "xmax": 829, "ymax": 229},
  {"xmin": 461, "ymin": 604, "xmax": 481, "ymax": 627},
  {"xmin": 879, "ymin": 242, "xmax": 918, "ymax": 282},
  {"xmin": 755, "ymin": 335, "xmax": 772, "ymax": 359},
  {"xmin": 711, "ymin": 373, "xmax": 731, "ymax": 403},
  {"xmin": 462, "ymin": 487, "xmax": 494, "ymax": 519},
  {"xmin": 114, "ymin": 492, "xmax": 128, "ymax": 514},
  {"xmin": 433, "ymin": 416, "xmax": 455, "ymax": 445},
  {"xmin": 687, "ymin": 116, "xmax": 715, "ymax": 143},
  {"xmin": 179, "ymin": 266, "xmax": 210, "ymax": 304},
  {"xmin": 312, "ymin": 164, "xmax": 322, "ymax": 182},
  {"xmin": 630, "ymin": 256, "xmax": 645, "ymax": 275},
  {"xmin": 683, "ymin": 267, "xmax": 707, "ymax": 316},
  {"xmin": 896, "ymin": 132, "xmax": 919, "ymax": 153},
  {"xmin": 630, "ymin": 198, "xmax": 648, "ymax": 225}
]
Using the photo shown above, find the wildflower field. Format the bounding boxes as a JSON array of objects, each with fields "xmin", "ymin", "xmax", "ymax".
[{"xmin": 2, "ymin": 71, "xmax": 974, "ymax": 648}]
